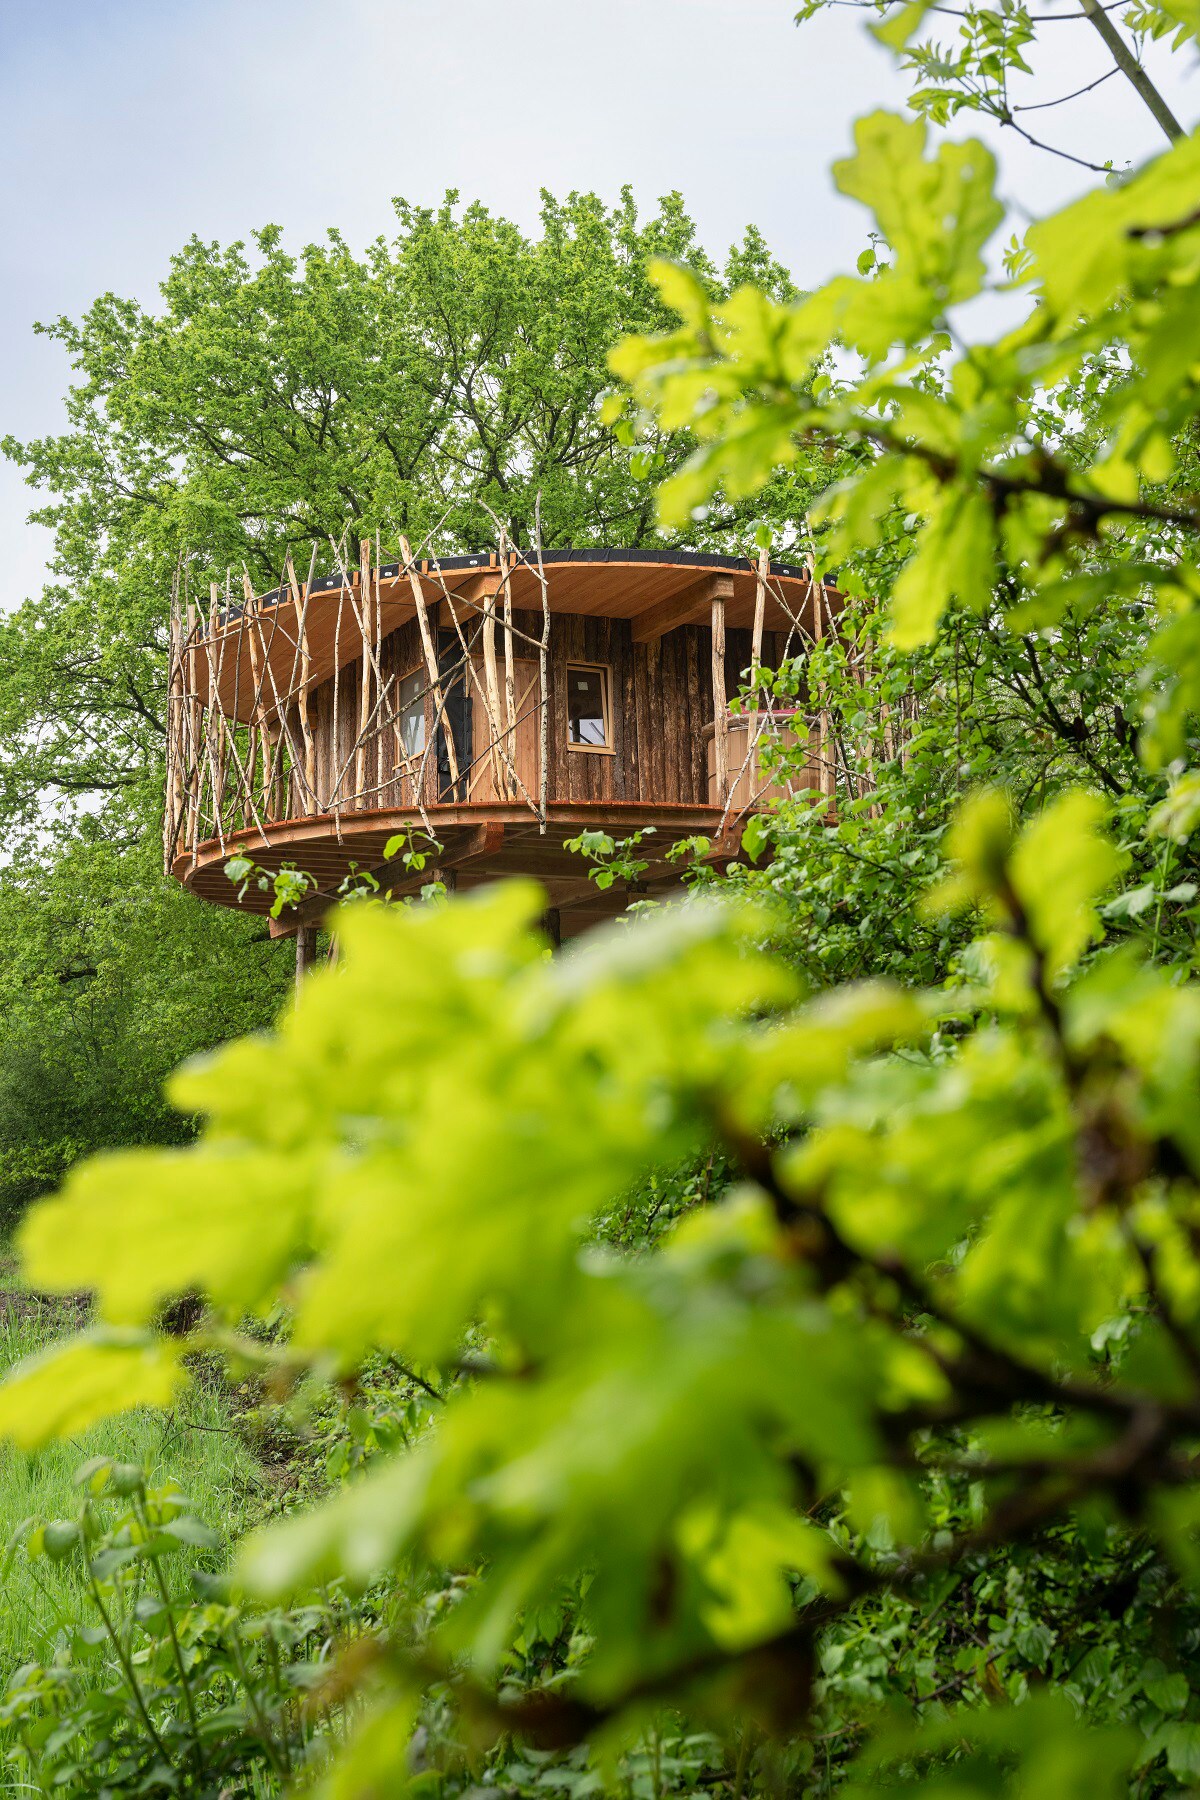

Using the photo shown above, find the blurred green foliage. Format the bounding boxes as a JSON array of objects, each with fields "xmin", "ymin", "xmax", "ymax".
[{"xmin": 2, "ymin": 783, "xmax": 1200, "ymax": 1792}]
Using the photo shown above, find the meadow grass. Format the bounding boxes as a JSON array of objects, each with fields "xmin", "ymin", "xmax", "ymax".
[{"xmin": 0, "ymin": 1297, "xmax": 270, "ymax": 1678}]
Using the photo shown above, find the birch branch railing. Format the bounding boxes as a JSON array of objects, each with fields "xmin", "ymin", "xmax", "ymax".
[
  {"xmin": 164, "ymin": 540, "xmax": 557, "ymax": 874},
  {"xmin": 163, "ymin": 540, "xmax": 852, "ymax": 880}
]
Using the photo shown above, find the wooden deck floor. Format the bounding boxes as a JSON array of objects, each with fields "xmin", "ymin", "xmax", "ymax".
[{"xmin": 173, "ymin": 799, "xmax": 754, "ymax": 938}]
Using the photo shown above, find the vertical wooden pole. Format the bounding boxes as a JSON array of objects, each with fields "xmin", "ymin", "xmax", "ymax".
[
  {"xmin": 711, "ymin": 578, "xmax": 729, "ymax": 809},
  {"xmin": 499, "ymin": 533, "xmax": 517, "ymax": 799},
  {"xmin": 480, "ymin": 571, "xmax": 506, "ymax": 798},
  {"xmin": 185, "ymin": 601, "xmax": 201, "ymax": 859},
  {"xmin": 243, "ymin": 698, "xmax": 259, "ymax": 827},
  {"xmin": 244, "ymin": 568, "xmax": 295, "ymax": 822},
  {"xmin": 295, "ymin": 924, "xmax": 318, "ymax": 992},
  {"xmin": 534, "ymin": 503, "xmax": 550, "ymax": 832},
  {"xmin": 748, "ymin": 545, "xmax": 768, "ymax": 797},
  {"xmin": 356, "ymin": 539, "xmax": 372, "ymax": 807},
  {"xmin": 265, "ymin": 721, "xmax": 281, "ymax": 820},
  {"xmin": 810, "ymin": 559, "xmax": 834, "ymax": 805},
  {"xmin": 287, "ymin": 551, "xmax": 318, "ymax": 807},
  {"xmin": 193, "ymin": 585, "xmax": 229, "ymax": 854},
  {"xmin": 399, "ymin": 534, "xmax": 459, "ymax": 793},
  {"xmin": 374, "ymin": 533, "xmax": 386, "ymax": 802},
  {"xmin": 226, "ymin": 571, "xmax": 250, "ymax": 828},
  {"xmin": 243, "ymin": 579, "xmax": 269, "ymax": 821},
  {"xmin": 331, "ymin": 551, "xmax": 345, "ymax": 819},
  {"xmin": 208, "ymin": 583, "xmax": 228, "ymax": 836},
  {"xmin": 164, "ymin": 596, "xmax": 184, "ymax": 871}
]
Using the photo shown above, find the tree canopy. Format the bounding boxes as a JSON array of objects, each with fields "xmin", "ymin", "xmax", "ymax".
[
  {"xmin": 0, "ymin": 187, "xmax": 798, "ymax": 1216},
  {"xmin": 0, "ymin": 189, "xmax": 793, "ymax": 826}
]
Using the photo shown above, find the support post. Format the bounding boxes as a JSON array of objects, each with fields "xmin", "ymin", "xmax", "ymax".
[
  {"xmin": 355, "ymin": 539, "xmax": 372, "ymax": 806},
  {"xmin": 748, "ymin": 545, "xmax": 768, "ymax": 794},
  {"xmin": 479, "ymin": 570, "xmax": 508, "ymax": 798},
  {"xmin": 711, "ymin": 577, "xmax": 731, "ymax": 807},
  {"xmin": 399, "ymin": 534, "xmax": 460, "ymax": 794},
  {"xmin": 295, "ymin": 924, "xmax": 319, "ymax": 991},
  {"xmin": 810, "ymin": 558, "xmax": 835, "ymax": 806},
  {"xmin": 184, "ymin": 600, "xmax": 201, "ymax": 859}
]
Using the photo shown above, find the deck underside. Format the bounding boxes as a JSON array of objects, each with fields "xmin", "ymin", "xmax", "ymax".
[{"xmin": 174, "ymin": 801, "xmax": 751, "ymax": 939}]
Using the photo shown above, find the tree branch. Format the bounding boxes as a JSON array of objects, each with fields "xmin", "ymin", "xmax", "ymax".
[{"xmin": 1077, "ymin": 0, "xmax": 1185, "ymax": 143}]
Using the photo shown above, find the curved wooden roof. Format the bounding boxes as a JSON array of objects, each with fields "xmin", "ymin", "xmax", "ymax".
[{"xmin": 197, "ymin": 548, "xmax": 826, "ymax": 724}]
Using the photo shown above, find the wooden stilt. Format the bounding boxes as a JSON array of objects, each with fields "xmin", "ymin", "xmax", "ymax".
[
  {"xmin": 355, "ymin": 540, "xmax": 372, "ymax": 807},
  {"xmin": 295, "ymin": 923, "xmax": 319, "ymax": 990},
  {"xmin": 480, "ymin": 571, "xmax": 506, "ymax": 797},
  {"xmin": 711, "ymin": 578, "xmax": 730, "ymax": 807},
  {"xmin": 399, "ymin": 534, "xmax": 460, "ymax": 793},
  {"xmin": 810, "ymin": 558, "xmax": 835, "ymax": 806},
  {"xmin": 500, "ymin": 531, "xmax": 517, "ymax": 799},
  {"xmin": 748, "ymin": 544, "xmax": 769, "ymax": 794}
]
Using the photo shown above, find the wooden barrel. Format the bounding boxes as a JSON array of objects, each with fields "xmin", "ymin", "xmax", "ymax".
[{"xmin": 704, "ymin": 712, "xmax": 819, "ymax": 810}]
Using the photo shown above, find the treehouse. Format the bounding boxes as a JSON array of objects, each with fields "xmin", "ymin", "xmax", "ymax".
[{"xmin": 164, "ymin": 546, "xmax": 836, "ymax": 942}]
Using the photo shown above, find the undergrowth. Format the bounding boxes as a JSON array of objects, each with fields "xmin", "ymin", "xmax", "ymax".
[{"xmin": 0, "ymin": 1298, "xmax": 269, "ymax": 1724}]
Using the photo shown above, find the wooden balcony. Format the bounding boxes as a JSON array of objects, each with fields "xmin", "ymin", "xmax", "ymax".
[{"xmin": 165, "ymin": 547, "xmax": 838, "ymax": 936}]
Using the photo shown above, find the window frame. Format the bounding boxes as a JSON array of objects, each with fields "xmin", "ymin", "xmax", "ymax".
[
  {"xmin": 565, "ymin": 661, "xmax": 615, "ymax": 756},
  {"xmin": 396, "ymin": 663, "xmax": 427, "ymax": 764}
]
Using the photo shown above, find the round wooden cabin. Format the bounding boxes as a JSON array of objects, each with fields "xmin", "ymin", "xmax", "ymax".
[{"xmin": 164, "ymin": 547, "xmax": 832, "ymax": 940}]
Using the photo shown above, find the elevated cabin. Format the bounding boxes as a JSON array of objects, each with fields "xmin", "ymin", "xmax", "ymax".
[{"xmin": 164, "ymin": 547, "xmax": 835, "ymax": 941}]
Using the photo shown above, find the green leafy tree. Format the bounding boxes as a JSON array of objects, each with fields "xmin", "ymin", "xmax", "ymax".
[
  {"xmin": 609, "ymin": 114, "xmax": 1200, "ymax": 779},
  {"xmin": 1, "ymin": 189, "xmax": 794, "ymax": 829},
  {"xmin": 0, "ymin": 189, "xmax": 800, "ymax": 1215},
  {"xmin": 0, "ymin": 820, "xmax": 291, "ymax": 1218}
]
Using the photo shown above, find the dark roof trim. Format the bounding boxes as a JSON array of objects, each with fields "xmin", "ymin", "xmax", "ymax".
[
  {"xmin": 233, "ymin": 547, "xmax": 811, "ymax": 620},
  {"xmin": 375, "ymin": 547, "xmax": 812, "ymax": 580}
]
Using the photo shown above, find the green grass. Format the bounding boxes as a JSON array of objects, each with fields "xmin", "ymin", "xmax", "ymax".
[{"xmin": 0, "ymin": 1299, "xmax": 271, "ymax": 1677}]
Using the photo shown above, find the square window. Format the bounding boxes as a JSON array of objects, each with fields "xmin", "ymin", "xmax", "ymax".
[{"xmin": 567, "ymin": 665, "xmax": 610, "ymax": 749}]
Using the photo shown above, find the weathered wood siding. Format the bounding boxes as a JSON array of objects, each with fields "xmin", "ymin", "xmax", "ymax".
[{"xmin": 287, "ymin": 603, "xmax": 784, "ymax": 817}]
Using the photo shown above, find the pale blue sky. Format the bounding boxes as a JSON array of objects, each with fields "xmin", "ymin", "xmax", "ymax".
[{"xmin": 1, "ymin": 0, "xmax": 1195, "ymax": 609}]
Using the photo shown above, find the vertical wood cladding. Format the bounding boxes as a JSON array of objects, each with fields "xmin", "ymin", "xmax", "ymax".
[
  {"xmin": 298, "ymin": 609, "xmax": 736, "ymax": 814},
  {"xmin": 546, "ymin": 613, "xmax": 714, "ymax": 807}
]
